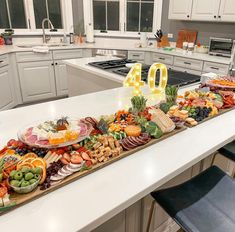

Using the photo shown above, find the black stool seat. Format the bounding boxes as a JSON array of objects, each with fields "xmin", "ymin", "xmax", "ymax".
[
  {"xmin": 151, "ymin": 166, "xmax": 235, "ymax": 232},
  {"xmin": 219, "ymin": 140, "xmax": 235, "ymax": 161}
]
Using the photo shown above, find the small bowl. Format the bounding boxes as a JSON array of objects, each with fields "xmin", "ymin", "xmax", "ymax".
[{"xmin": 10, "ymin": 178, "xmax": 40, "ymax": 194}]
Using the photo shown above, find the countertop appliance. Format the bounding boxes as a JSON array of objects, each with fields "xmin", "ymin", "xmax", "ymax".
[
  {"xmin": 88, "ymin": 59, "xmax": 200, "ymax": 87},
  {"xmin": 209, "ymin": 37, "xmax": 234, "ymax": 58}
]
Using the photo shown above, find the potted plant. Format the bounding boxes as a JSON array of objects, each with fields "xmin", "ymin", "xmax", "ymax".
[{"xmin": 1, "ymin": 29, "xmax": 14, "ymax": 45}]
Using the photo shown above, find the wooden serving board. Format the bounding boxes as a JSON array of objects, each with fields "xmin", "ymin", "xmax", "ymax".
[
  {"xmin": 0, "ymin": 127, "xmax": 186, "ymax": 216},
  {"xmin": 185, "ymin": 107, "xmax": 235, "ymax": 128},
  {"xmin": 176, "ymin": 30, "xmax": 197, "ymax": 48}
]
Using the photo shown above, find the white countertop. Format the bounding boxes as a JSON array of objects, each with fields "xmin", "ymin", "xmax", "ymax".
[
  {"xmin": 64, "ymin": 56, "xmax": 125, "ymax": 84},
  {"xmin": 0, "ymin": 43, "xmax": 232, "ymax": 65},
  {"xmin": 0, "ymin": 86, "xmax": 235, "ymax": 232}
]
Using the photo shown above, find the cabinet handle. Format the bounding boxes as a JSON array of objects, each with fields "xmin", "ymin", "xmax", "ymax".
[
  {"xmin": 0, "ymin": 61, "xmax": 3, "ymax": 63},
  {"xmin": 51, "ymin": 63, "xmax": 54, "ymax": 66},
  {"xmin": 55, "ymin": 62, "xmax": 58, "ymax": 65},
  {"xmin": 132, "ymin": 54, "xmax": 140, "ymax": 57},
  {"xmin": 159, "ymin": 57, "xmax": 165, "ymax": 60},
  {"xmin": 214, "ymin": 15, "xmax": 217, "ymax": 18},
  {"xmin": 187, "ymin": 15, "xmax": 190, "ymax": 18},
  {"xmin": 218, "ymin": 15, "xmax": 221, "ymax": 19},
  {"xmin": 184, "ymin": 62, "xmax": 191, "ymax": 65},
  {"xmin": 210, "ymin": 66, "xmax": 219, "ymax": 70}
]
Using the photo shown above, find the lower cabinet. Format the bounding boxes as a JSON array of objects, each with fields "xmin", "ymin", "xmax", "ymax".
[
  {"xmin": 54, "ymin": 61, "xmax": 68, "ymax": 96},
  {"xmin": 18, "ymin": 61, "xmax": 56, "ymax": 103},
  {"xmin": 0, "ymin": 66, "xmax": 16, "ymax": 110}
]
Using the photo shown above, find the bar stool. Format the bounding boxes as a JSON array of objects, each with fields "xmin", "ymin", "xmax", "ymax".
[
  {"xmin": 210, "ymin": 140, "xmax": 235, "ymax": 176},
  {"xmin": 146, "ymin": 166, "xmax": 235, "ymax": 232}
]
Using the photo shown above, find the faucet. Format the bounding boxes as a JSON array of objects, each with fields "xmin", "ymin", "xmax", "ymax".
[{"xmin": 42, "ymin": 18, "xmax": 55, "ymax": 44}]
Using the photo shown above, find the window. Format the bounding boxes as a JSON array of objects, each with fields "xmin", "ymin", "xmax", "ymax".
[
  {"xmin": 0, "ymin": 0, "xmax": 73, "ymax": 34},
  {"xmin": 33, "ymin": 0, "xmax": 63, "ymax": 29},
  {"xmin": 93, "ymin": 0, "xmax": 120, "ymax": 31},
  {"xmin": 84, "ymin": 0, "xmax": 162, "ymax": 37},
  {"xmin": 126, "ymin": 0, "xmax": 154, "ymax": 32},
  {"xmin": 0, "ymin": 0, "xmax": 27, "ymax": 29}
]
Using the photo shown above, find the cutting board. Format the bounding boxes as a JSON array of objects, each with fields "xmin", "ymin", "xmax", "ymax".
[{"xmin": 176, "ymin": 30, "xmax": 198, "ymax": 48}]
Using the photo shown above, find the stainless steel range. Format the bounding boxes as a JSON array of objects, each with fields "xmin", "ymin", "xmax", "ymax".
[{"xmin": 88, "ymin": 59, "xmax": 200, "ymax": 87}]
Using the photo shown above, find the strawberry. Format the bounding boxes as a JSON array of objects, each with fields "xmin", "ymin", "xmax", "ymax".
[
  {"xmin": 63, "ymin": 153, "xmax": 71, "ymax": 162},
  {"xmin": 81, "ymin": 152, "xmax": 91, "ymax": 161},
  {"xmin": 76, "ymin": 147, "xmax": 87, "ymax": 153},
  {"xmin": 7, "ymin": 139, "xmax": 16, "ymax": 147},
  {"xmin": 85, "ymin": 160, "xmax": 92, "ymax": 167},
  {"xmin": 56, "ymin": 148, "xmax": 65, "ymax": 155},
  {"xmin": 60, "ymin": 157, "xmax": 69, "ymax": 165},
  {"xmin": 71, "ymin": 155, "xmax": 83, "ymax": 164}
]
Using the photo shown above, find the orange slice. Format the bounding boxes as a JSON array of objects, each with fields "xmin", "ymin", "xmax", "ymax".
[
  {"xmin": 17, "ymin": 162, "xmax": 34, "ymax": 170},
  {"xmin": 39, "ymin": 166, "xmax": 47, "ymax": 184},
  {"xmin": 31, "ymin": 158, "xmax": 47, "ymax": 168},
  {"xmin": 22, "ymin": 153, "xmax": 38, "ymax": 159},
  {"xmin": 21, "ymin": 158, "xmax": 35, "ymax": 164}
]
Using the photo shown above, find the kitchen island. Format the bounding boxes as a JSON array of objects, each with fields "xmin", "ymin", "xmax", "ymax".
[{"xmin": 0, "ymin": 84, "xmax": 235, "ymax": 232}]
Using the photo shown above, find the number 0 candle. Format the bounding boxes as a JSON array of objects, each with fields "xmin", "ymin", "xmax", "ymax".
[{"xmin": 148, "ymin": 63, "xmax": 168, "ymax": 94}]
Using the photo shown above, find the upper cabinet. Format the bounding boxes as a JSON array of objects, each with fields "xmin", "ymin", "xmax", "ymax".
[
  {"xmin": 168, "ymin": 0, "xmax": 193, "ymax": 20},
  {"xmin": 219, "ymin": 0, "xmax": 235, "ymax": 21},
  {"xmin": 169, "ymin": 0, "xmax": 235, "ymax": 22},
  {"xmin": 191, "ymin": 0, "xmax": 220, "ymax": 21}
]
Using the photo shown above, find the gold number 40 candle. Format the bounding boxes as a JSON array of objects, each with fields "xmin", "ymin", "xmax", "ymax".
[
  {"xmin": 123, "ymin": 62, "xmax": 168, "ymax": 96},
  {"xmin": 123, "ymin": 63, "xmax": 145, "ymax": 96}
]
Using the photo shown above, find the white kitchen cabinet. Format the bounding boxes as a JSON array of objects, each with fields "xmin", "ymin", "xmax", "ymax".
[
  {"xmin": 0, "ymin": 66, "xmax": 16, "ymax": 110},
  {"xmin": 191, "ymin": 0, "xmax": 220, "ymax": 21},
  {"xmin": 219, "ymin": 0, "xmax": 235, "ymax": 22},
  {"xmin": 203, "ymin": 61, "xmax": 229, "ymax": 75},
  {"xmin": 152, "ymin": 53, "xmax": 174, "ymax": 65},
  {"xmin": 174, "ymin": 57, "xmax": 203, "ymax": 71},
  {"xmin": 168, "ymin": 0, "xmax": 193, "ymax": 20},
  {"xmin": 128, "ymin": 51, "xmax": 145, "ymax": 61},
  {"xmin": 18, "ymin": 61, "xmax": 56, "ymax": 103},
  {"xmin": 54, "ymin": 61, "xmax": 68, "ymax": 96}
]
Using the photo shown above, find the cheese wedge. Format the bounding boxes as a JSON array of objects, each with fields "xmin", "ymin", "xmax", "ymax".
[{"xmin": 150, "ymin": 108, "xmax": 175, "ymax": 133}]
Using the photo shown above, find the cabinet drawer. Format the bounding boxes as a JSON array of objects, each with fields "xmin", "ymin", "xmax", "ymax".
[
  {"xmin": 174, "ymin": 57, "xmax": 203, "ymax": 71},
  {"xmin": 128, "ymin": 51, "xmax": 145, "ymax": 61},
  {"xmin": 0, "ymin": 55, "xmax": 9, "ymax": 68},
  {"xmin": 152, "ymin": 53, "xmax": 173, "ymax": 65},
  {"xmin": 53, "ymin": 49, "xmax": 83, "ymax": 60},
  {"xmin": 172, "ymin": 66, "xmax": 202, "ymax": 76},
  {"xmin": 16, "ymin": 51, "xmax": 53, "ymax": 62},
  {"xmin": 203, "ymin": 62, "xmax": 229, "ymax": 75}
]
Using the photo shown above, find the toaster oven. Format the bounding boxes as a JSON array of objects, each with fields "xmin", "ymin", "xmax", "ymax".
[{"xmin": 209, "ymin": 37, "xmax": 234, "ymax": 57}]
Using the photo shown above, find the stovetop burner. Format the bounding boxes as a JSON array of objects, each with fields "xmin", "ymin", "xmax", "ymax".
[
  {"xmin": 88, "ymin": 58, "xmax": 137, "ymax": 69},
  {"xmin": 88, "ymin": 59, "xmax": 201, "ymax": 87}
]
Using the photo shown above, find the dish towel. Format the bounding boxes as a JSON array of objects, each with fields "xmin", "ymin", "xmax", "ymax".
[{"xmin": 32, "ymin": 46, "xmax": 49, "ymax": 53}]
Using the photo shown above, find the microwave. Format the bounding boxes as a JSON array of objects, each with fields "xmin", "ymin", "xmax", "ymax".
[{"xmin": 209, "ymin": 37, "xmax": 234, "ymax": 57}]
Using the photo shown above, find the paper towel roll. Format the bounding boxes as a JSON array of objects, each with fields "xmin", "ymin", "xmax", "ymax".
[{"xmin": 86, "ymin": 24, "xmax": 94, "ymax": 43}]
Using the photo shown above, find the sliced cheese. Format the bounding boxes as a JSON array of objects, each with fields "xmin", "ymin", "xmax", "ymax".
[
  {"xmin": 151, "ymin": 108, "xmax": 175, "ymax": 133},
  {"xmin": 2, "ymin": 194, "xmax": 10, "ymax": 206}
]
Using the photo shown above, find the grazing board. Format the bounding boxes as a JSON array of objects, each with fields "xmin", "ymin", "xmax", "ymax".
[
  {"xmin": 0, "ymin": 127, "xmax": 186, "ymax": 216},
  {"xmin": 185, "ymin": 107, "xmax": 235, "ymax": 128}
]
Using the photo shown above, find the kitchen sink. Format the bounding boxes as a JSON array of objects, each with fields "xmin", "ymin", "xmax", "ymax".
[{"xmin": 17, "ymin": 43, "xmax": 68, "ymax": 48}]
